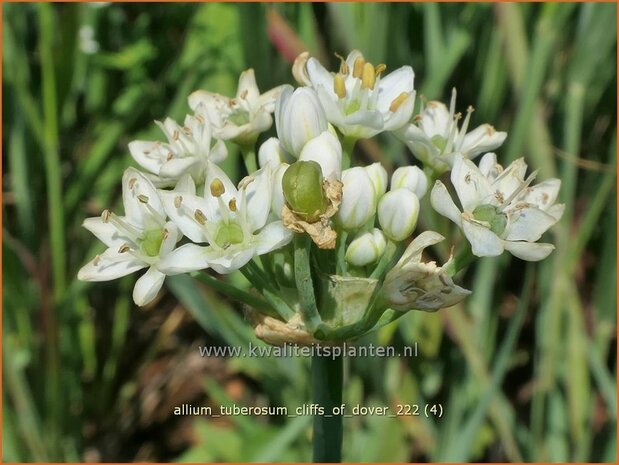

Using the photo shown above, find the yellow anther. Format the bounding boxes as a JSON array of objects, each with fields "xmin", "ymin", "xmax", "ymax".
[
  {"xmin": 194, "ymin": 209, "xmax": 207, "ymax": 225},
  {"xmin": 240, "ymin": 90, "xmax": 248, "ymax": 100},
  {"xmin": 118, "ymin": 243, "xmax": 131, "ymax": 253},
  {"xmin": 172, "ymin": 130, "xmax": 180, "ymax": 141},
  {"xmin": 228, "ymin": 198, "xmax": 237, "ymax": 211},
  {"xmin": 353, "ymin": 56, "xmax": 366, "ymax": 78},
  {"xmin": 137, "ymin": 194, "xmax": 149, "ymax": 204},
  {"xmin": 166, "ymin": 152, "xmax": 174, "ymax": 161},
  {"xmin": 162, "ymin": 228, "xmax": 169, "ymax": 240},
  {"xmin": 374, "ymin": 63, "xmax": 387, "ymax": 76},
  {"xmin": 210, "ymin": 178, "xmax": 225, "ymax": 197},
  {"xmin": 101, "ymin": 209, "xmax": 111, "ymax": 223},
  {"xmin": 174, "ymin": 195, "xmax": 183, "ymax": 208},
  {"xmin": 195, "ymin": 114, "xmax": 205, "ymax": 124},
  {"xmin": 93, "ymin": 254, "xmax": 101, "ymax": 266},
  {"xmin": 128, "ymin": 177, "xmax": 137, "ymax": 189},
  {"xmin": 389, "ymin": 92, "xmax": 409, "ymax": 112},
  {"xmin": 361, "ymin": 62, "xmax": 376, "ymax": 90},
  {"xmin": 334, "ymin": 73, "xmax": 346, "ymax": 99}
]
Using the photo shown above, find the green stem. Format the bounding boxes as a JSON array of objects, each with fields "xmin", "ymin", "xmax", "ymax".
[
  {"xmin": 239, "ymin": 267, "xmax": 295, "ymax": 320},
  {"xmin": 194, "ymin": 272, "xmax": 276, "ymax": 316},
  {"xmin": 240, "ymin": 144, "xmax": 258, "ymax": 174},
  {"xmin": 294, "ymin": 234, "xmax": 322, "ymax": 332},
  {"xmin": 369, "ymin": 240, "xmax": 397, "ymax": 279},
  {"xmin": 341, "ymin": 135, "xmax": 357, "ymax": 170},
  {"xmin": 311, "ymin": 354, "xmax": 343, "ymax": 462},
  {"xmin": 445, "ymin": 244, "xmax": 475, "ymax": 277},
  {"xmin": 335, "ymin": 230, "xmax": 348, "ymax": 276}
]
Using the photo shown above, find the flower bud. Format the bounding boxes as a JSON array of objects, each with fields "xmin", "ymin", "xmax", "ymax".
[
  {"xmin": 378, "ymin": 188, "xmax": 419, "ymax": 241},
  {"xmin": 275, "ymin": 86, "xmax": 328, "ymax": 156},
  {"xmin": 391, "ymin": 166, "xmax": 428, "ymax": 199},
  {"xmin": 258, "ymin": 137, "xmax": 286, "ymax": 168},
  {"xmin": 337, "ymin": 167, "xmax": 377, "ymax": 229},
  {"xmin": 282, "ymin": 160, "xmax": 328, "ymax": 222},
  {"xmin": 345, "ymin": 228, "xmax": 387, "ymax": 267},
  {"xmin": 365, "ymin": 162, "xmax": 388, "ymax": 200},
  {"xmin": 299, "ymin": 131, "xmax": 342, "ymax": 179}
]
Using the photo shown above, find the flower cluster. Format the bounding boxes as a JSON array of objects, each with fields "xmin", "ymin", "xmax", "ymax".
[{"xmin": 80, "ymin": 50, "xmax": 562, "ymax": 342}]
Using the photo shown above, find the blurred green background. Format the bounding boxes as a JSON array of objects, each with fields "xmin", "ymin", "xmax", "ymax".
[{"xmin": 2, "ymin": 2, "xmax": 617, "ymax": 462}]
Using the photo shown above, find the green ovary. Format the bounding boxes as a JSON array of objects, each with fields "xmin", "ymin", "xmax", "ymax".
[
  {"xmin": 431, "ymin": 135, "xmax": 447, "ymax": 152},
  {"xmin": 345, "ymin": 99, "xmax": 361, "ymax": 115},
  {"xmin": 228, "ymin": 109, "xmax": 250, "ymax": 126},
  {"xmin": 472, "ymin": 204, "xmax": 507, "ymax": 236},
  {"xmin": 215, "ymin": 222, "xmax": 245, "ymax": 248},
  {"xmin": 141, "ymin": 229, "xmax": 165, "ymax": 257}
]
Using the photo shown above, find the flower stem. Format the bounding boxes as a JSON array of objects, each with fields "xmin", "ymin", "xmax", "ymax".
[
  {"xmin": 335, "ymin": 230, "xmax": 348, "ymax": 276},
  {"xmin": 240, "ymin": 144, "xmax": 258, "ymax": 174},
  {"xmin": 294, "ymin": 234, "xmax": 322, "ymax": 332},
  {"xmin": 341, "ymin": 135, "xmax": 357, "ymax": 170},
  {"xmin": 445, "ymin": 244, "xmax": 475, "ymax": 276},
  {"xmin": 311, "ymin": 354, "xmax": 343, "ymax": 462}
]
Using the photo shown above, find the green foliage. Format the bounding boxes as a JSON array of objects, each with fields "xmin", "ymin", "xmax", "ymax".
[{"xmin": 3, "ymin": 2, "xmax": 616, "ymax": 462}]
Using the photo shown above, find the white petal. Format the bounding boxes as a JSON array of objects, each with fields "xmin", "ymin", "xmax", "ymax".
[
  {"xmin": 133, "ymin": 267, "xmax": 166, "ymax": 306},
  {"xmin": 204, "ymin": 163, "xmax": 239, "ymax": 217},
  {"xmin": 83, "ymin": 217, "xmax": 129, "ymax": 247},
  {"xmin": 365, "ymin": 162, "xmax": 388, "ymax": 198},
  {"xmin": 157, "ymin": 243, "xmax": 211, "ymax": 274},
  {"xmin": 209, "ymin": 139, "xmax": 228, "ymax": 163},
  {"xmin": 504, "ymin": 207, "xmax": 559, "ymax": 242},
  {"xmin": 78, "ymin": 248, "xmax": 146, "ymax": 282},
  {"xmin": 258, "ymin": 85, "xmax": 287, "ymax": 113},
  {"xmin": 254, "ymin": 221, "xmax": 294, "ymax": 255},
  {"xmin": 461, "ymin": 125, "xmax": 507, "ymax": 158},
  {"xmin": 160, "ymin": 191, "xmax": 210, "ymax": 243},
  {"xmin": 492, "ymin": 158, "xmax": 528, "ymax": 200},
  {"xmin": 159, "ymin": 221, "xmax": 181, "ymax": 256},
  {"xmin": 462, "ymin": 219, "xmax": 505, "ymax": 257},
  {"xmin": 478, "ymin": 153, "xmax": 499, "ymax": 178},
  {"xmin": 306, "ymin": 57, "xmax": 335, "ymax": 96},
  {"xmin": 519, "ymin": 179, "xmax": 561, "ymax": 210},
  {"xmin": 188, "ymin": 90, "xmax": 223, "ymax": 112},
  {"xmin": 504, "ymin": 241, "xmax": 555, "ymax": 261},
  {"xmin": 173, "ymin": 174, "xmax": 197, "ymax": 195},
  {"xmin": 546, "ymin": 203, "xmax": 565, "ymax": 221},
  {"xmin": 205, "ymin": 247, "xmax": 256, "ymax": 275},
  {"xmin": 382, "ymin": 91, "xmax": 415, "ymax": 131},
  {"xmin": 376, "ymin": 66, "xmax": 415, "ymax": 113},
  {"xmin": 236, "ymin": 68, "xmax": 260, "ymax": 103},
  {"xmin": 451, "ymin": 154, "xmax": 493, "ymax": 211},
  {"xmin": 315, "ymin": 86, "xmax": 347, "ymax": 126},
  {"xmin": 159, "ymin": 156, "xmax": 201, "ymax": 179},
  {"xmin": 419, "ymin": 101, "xmax": 451, "ymax": 138},
  {"xmin": 244, "ymin": 165, "xmax": 272, "ymax": 231},
  {"xmin": 258, "ymin": 137, "xmax": 287, "ymax": 168},
  {"xmin": 430, "ymin": 181, "xmax": 462, "ymax": 226},
  {"xmin": 128, "ymin": 141, "xmax": 165, "ymax": 175},
  {"xmin": 122, "ymin": 168, "xmax": 166, "ymax": 229}
]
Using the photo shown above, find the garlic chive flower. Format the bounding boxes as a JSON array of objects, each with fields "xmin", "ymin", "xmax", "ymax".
[
  {"xmin": 391, "ymin": 165, "xmax": 428, "ymax": 199},
  {"xmin": 431, "ymin": 153, "xmax": 564, "ymax": 261},
  {"xmin": 337, "ymin": 166, "xmax": 378, "ymax": 229},
  {"xmin": 129, "ymin": 110, "xmax": 227, "ymax": 186},
  {"xmin": 78, "ymin": 169, "xmax": 183, "ymax": 306},
  {"xmin": 159, "ymin": 163, "xmax": 293, "ymax": 274},
  {"xmin": 345, "ymin": 228, "xmax": 387, "ymax": 267},
  {"xmin": 378, "ymin": 188, "xmax": 420, "ymax": 241},
  {"xmin": 188, "ymin": 68, "xmax": 285, "ymax": 146},
  {"xmin": 396, "ymin": 89, "xmax": 507, "ymax": 171},
  {"xmin": 296, "ymin": 50, "xmax": 416, "ymax": 139},
  {"xmin": 382, "ymin": 231, "xmax": 471, "ymax": 312}
]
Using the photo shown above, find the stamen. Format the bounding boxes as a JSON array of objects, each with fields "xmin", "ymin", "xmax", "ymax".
[
  {"xmin": 166, "ymin": 152, "xmax": 174, "ymax": 161},
  {"xmin": 174, "ymin": 195, "xmax": 183, "ymax": 208},
  {"xmin": 334, "ymin": 52, "xmax": 349, "ymax": 75},
  {"xmin": 228, "ymin": 198, "xmax": 237, "ymax": 212},
  {"xmin": 210, "ymin": 178, "xmax": 225, "ymax": 197},
  {"xmin": 93, "ymin": 255, "xmax": 101, "ymax": 266},
  {"xmin": 182, "ymin": 126, "xmax": 192, "ymax": 136},
  {"xmin": 101, "ymin": 209, "xmax": 111, "ymax": 223},
  {"xmin": 374, "ymin": 63, "xmax": 386, "ymax": 76},
  {"xmin": 162, "ymin": 228, "xmax": 169, "ymax": 240},
  {"xmin": 118, "ymin": 243, "xmax": 131, "ymax": 253},
  {"xmin": 353, "ymin": 57, "xmax": 366, "ymax": 78},
  {"xmin": 240, "ymin": 90, "xmax": 248, "ymax": 100},
  {"xmin": 361, "ymin": 62, "xmax": 376, "ymax": 90},
  {"xmin": 195, "ymin": 114, "xmax": 205, "ymax": 124},
  {"xmin": 389, "ymin": 92, "xmax": 409, "ymax": 112},
  {"xmin": 334, "ymin": 73, "xmax": 346, "ymax": 99},
  {"xmin": 128, "ymin": 177, "xmax": 137, "ymax": 189},
  {"xmin": 137, "ymin": 194, "xmax": 149, "ymax": 204},
  {"xmin": 172, "ymin": 130, "xmax": 180, "ymax": 141},
  {"xmin": 194, "ymin": 209, "xmax": 207, "ymax": 225}
]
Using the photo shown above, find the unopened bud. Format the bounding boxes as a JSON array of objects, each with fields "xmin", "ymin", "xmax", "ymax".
[
  {"xmin": 337, "ymin": 167, "xmax": 377, "ymax": 229},
  {"xmin": 391, "ymin": 166, "xmax": 428, "ymax": 199},
  {"xmin": 345, "ymin": 228, "xmax": 387, "ymax": 267},
  {"xmin": 378, "ymin": 188, "xmax": 420, "ymax": 241},
  {"xmin": 282, "ymin": 161, "xmax": 328, "ymax": 222}
]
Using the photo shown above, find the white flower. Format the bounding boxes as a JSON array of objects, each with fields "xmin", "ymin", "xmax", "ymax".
[
  {"xmin": 298, "ymin": 131, "xmax": 343, "ymax": 179},
  {"xmin": 396, "ymin": 89, "xmax": 507, "ymax": 170},
  {"xmin": 129, "ymin": 112, "xmax": 227, "ymax": 185},
  {"xmin": 337, "ymin": 166, "xmax": 377, "ymax": 229},
  {"xmin": 298, "ymin": 50, "xmax": 415, "ymax": 139},
  {"xmin": 159, "ymin": 163, "xmax": 293, "ymax": 274},
  {"xmin": 188, "ymin": 69, "xmax": 285, "ymax": 146},
  {"xmin": 345, "ymin": 228, "xmax": 386, "ymax": 267},
  {"xmin": 275, "ymin": 85, "xmax": 328, "ymax": 156},
  {"xmin": 378, "ymin": 188, "xmax": 420, "ymax": 241},
  {"xmin": 78, "ymin": 169, "xmax": 184, "ymax": 306},
  {"xmin": 271, "ymin": 162, "xmax": 289, "ymax": 219},
  {"xmin": 391, "ymin": 165, "xmax": 428, "ymax": 199},
  {"xmin": 431, "ymin": 153, "xmax": 564, "ymax": 261},
  {"xmin": 382, "ymin": 231, "xmax": 471, "ymax": 312}
]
